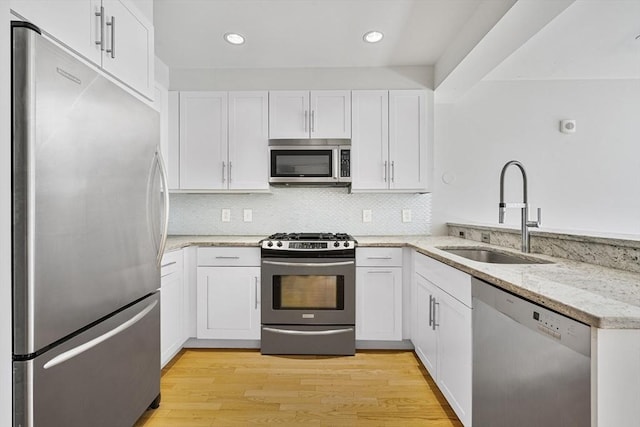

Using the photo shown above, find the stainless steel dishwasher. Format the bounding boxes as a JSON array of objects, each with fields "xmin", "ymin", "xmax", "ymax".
[{"xmin": 472, "ymin": 277, "xmax": 591, "ymax": 427}]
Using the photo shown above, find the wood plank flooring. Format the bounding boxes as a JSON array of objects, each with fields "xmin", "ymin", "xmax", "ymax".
[{"xmin": 134, "ymin": 349, "xmax": 462, "ymax": 426}]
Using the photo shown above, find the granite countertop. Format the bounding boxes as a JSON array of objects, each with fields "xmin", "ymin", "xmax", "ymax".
[{"xmin": 165, "ymin": 235, "xmax": 640, "ymax": 329}]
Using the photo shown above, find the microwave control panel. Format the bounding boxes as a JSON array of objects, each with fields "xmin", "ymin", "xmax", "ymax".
[{"xmin": 340, "ymin": 149, "xmax": 351, "ymax": 178}]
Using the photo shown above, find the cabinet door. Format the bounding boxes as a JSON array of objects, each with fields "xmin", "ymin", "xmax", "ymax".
[
  {"xmin": 389, "ymin": 90, "xmax": 428, "ymax": 191},
  {"xmin": 160, "ymin": 251, "xmax": 184, "ymax": 367},
  {"xmin": 228, "ymin": 92, "xmax": 269, "ymax": 190},
  {"xmin": 435, "ymin": 289, "xmax": 472, "ymax": 427},
  {"xmin": 11, "ymin": 0, "xmax": 102, "ymax": 64},
  {"xmin": 197, "ymin": 267, "xmax": 260, "ymax": 340},
  {"xmin": 101, "ymin": 0, "xmax": 154, "ymax": 99},
  {"xmin": 310, "ymin": 90, "xmax": 351, "ymax": 139},
  {"xmin": 413, "ymin": 273, "xmax": 438, "ymax": 378},
  {"xmin": 179, "ymin": 92, "xmax": 228, "ymax": 190},
  {"xmin": 356, "ymin": 267, "xmax": 402, "ymax": 341},
  {"xmin": 268, "ymin": 91, "xmax": 309, "ymax": 139},
  {"xmin": 351, "ymin": 90, "xmax": 389, "ymax": 190}
]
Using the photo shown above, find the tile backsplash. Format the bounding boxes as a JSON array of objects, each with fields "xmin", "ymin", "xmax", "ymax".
[{"xmin": 168, "ymin": 187, "xmax": 431, "ymax": 236}]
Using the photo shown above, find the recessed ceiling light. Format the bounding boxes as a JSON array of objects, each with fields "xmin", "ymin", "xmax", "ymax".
[
  {"xmin": 224, "ymin": 32, "xmax": 245, "ymax": 45},
  {"xmin": 363, "ymin": 31, "xmax": 384, "ymax": 44}
]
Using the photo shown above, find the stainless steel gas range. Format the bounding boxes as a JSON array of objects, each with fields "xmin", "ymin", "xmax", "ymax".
[{"xmin": 260, "ymin": 233, "xmax": 357, "ymax": 356}]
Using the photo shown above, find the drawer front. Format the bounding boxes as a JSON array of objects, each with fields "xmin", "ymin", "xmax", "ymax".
[
  {"xmin": 197, "ymin": 247, "xmax": 260, "ymax": 266},
  {"xmin": 161, "ymin": 250, "xmax": 183, "ymax": 279},
  {"xmin": 356, "ymin": 247, "xmax": 403, "ymax": 267},
  {"xmin": 414, "ymin": 251, "xmax": 471, "ymax": 307}
]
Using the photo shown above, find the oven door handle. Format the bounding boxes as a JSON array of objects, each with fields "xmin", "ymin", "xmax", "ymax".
[
  {"xmin": 262, "ymin": 260, "xmax": 355, "ymax": 268},
  {"xmin": 263, "ymin": 327, "xmax": 354, "ymax": 336}
]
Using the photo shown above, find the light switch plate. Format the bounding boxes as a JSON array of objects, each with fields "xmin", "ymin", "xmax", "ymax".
[
  {"xmin": 402, "ymin": 209, "xmax": 412, "ymax": 223},
  {"xmin": 362, "ymin": 209, "xmax": 372, "ymax": 223},
  {"xmin": 221, "ymin": 209, "xmax": 231, "ymax": 222},
  {"xmin": 243, "ymin": 209, "xmax": 252, "ymax": 222}
]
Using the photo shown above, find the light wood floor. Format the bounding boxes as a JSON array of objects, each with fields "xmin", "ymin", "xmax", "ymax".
[{"xmin": 134, "ymin": 349, "xmax": 462, "ymax": 426}]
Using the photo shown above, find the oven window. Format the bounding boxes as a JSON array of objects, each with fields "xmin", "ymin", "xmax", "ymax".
[
  {"xmin": 271, "ymin": 150, "xmax": 333, "ymax": 177},
  {"xmin": 273, "ymin": 275, "xmax": 344, "ymax": 310}
]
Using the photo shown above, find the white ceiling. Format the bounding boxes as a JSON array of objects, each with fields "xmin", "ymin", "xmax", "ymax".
[
  {"xmin": 486, "ymin": 0, "xmax": 640, "ymax": 81},
  {"xmin": 153, "ymin": 0, "xmax": 484, "ymax": 69},
  {"xmin": 154, "ymin": 0, "xmax": 640, "ymax": 86}
]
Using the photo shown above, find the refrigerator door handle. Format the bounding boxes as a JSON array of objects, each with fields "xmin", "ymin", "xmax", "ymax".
[
  {"xmin": 156, "ymin": 149, "xmax": 170, "ymax": 266},
  {"xmin": 43, "ymin": 299, "xmax": 158, "ymax": 370}
]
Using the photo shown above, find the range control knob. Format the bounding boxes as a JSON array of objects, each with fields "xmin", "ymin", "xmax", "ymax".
[
  {"xmin": 267, "ymin": 241, "xmax": 273, "ymax": 247},
  {"xmin": 344, "ymin": 241, "xmax": 350, "ymax": 248},
  {"xmin": 334, "ymin": 241, "xmax": 340, "ymax": 247},
  {"xmin": 277, "ymin": 241, "xmax": 283, "ymax": 247}
]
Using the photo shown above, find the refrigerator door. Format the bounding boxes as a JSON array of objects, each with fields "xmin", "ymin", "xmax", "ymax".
[
  {"xmin": 14, "ymin": 292, "xmax": 161, "ymax": 427},
  {"xmin": 12, "ymin": 24, "xmax": 163, "ymax": 356}
]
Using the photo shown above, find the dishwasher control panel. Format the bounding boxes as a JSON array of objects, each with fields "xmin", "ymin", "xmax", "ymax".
[{"xmin": 472, "ymin": 277, "xmax": 591, "ymax": 357}]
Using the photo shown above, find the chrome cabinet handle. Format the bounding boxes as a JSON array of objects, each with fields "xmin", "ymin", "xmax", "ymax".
[
  {"xmin": 383, "ymin": 161, "xmax": 388, "ymax": 182},
  {"xmin": 367, "ymin": 270, "xmax": 392, "ymax": 274},
  {"xmin": 215, "ymin": 256, "xmax": 240, "ymax": 259},
  {"xmin": 228, "ymin": 161, "xmax": 232, "ymax": 183},
  {"xmin": 433, "ymin": 300, "xmax": 440, "ymax": 330},
  {"xmin": 106, "ymin": 16, "xmax": 115, "ymax": 58},
  {"xmin": 254, "ymin": 277, "xmax": 259, "ymax": 309},
  {"xmin": 366, "ymin": 256, "xmax": 392, "ymax": 260},
  {"xmin": 304, "ymin": 110, "xmax": 308, "ymax": 132},
  {"xmin": 161, "ymin": 261, "xmax": 176, "ymax": 268},
  {"xmin": 391, "ymin": 161, "xmax": 395, "ymax": 183},
  {"xmin": 222, "ymin": 161, "xmax": 226, "ymax": 183},
  {"xmin": 428, "ymin": 295, "xmax": 433, "ymax": 327},
  {"xmin": 95, "ymin": 6, "xmax": 105, "ymax": 50},
  {"xmin": 311, "ymin": 110, "xmax": 315, "ymax": 132}
]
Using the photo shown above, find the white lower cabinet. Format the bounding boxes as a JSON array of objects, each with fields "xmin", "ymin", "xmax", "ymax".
[
  {"xmin": 413, "ymin": 252, "xmax": 472, "ymax": 426},
  {"xmin": 356, "ymin": 248, "xmax": 403, "ymax": 341},
  {"xmin": 160, "ymin": 249, "xmax": 187, "ymax": 367},
  {"xmin": 196, "ymin": 248, "xmax": 261, "ymax": 340}
]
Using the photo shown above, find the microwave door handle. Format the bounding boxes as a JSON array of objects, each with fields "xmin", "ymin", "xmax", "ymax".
[{"xmin": 333, "ymin": 149, "xmax": 339, "ymax": 180}]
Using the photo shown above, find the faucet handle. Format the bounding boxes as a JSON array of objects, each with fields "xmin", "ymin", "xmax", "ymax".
[{"xmin": 527, "ymin": 207, "xmax": 541, "ymax": 228}]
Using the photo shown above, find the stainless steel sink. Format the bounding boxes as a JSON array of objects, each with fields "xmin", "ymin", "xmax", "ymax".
[{"xmin": 438, "ymin": 247, "xmax": 553, "ymax": 265}]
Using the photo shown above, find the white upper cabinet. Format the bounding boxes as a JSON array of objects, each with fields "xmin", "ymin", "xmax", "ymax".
[
  {"xmin": 352, "ymin": 90, "xmax": 429, "ymax": 192},
  {"xmin": 179, "ymin": 92, "xmax": 228, "ymax": 190},
  {"xmin": 351, "ymin": 90, "xmax": 389, "ymax": 190},
  {"xmin": 227, "ymin": 92, "xmax": 269, "ymax": 190},
  {"xmin": 174, "ymin": 91, "xmax": 269, "ymax": 192},
  {"xmin": 10, "ymin": 0, "xmax": 154, "ymax": 99},
  {"xmin": 269, "ymin": 90, "xmax": 351, "ymax": 139},
  {"xmin": 388, "ymin": 90, "xmax": 428, "ymax": 191},
  {"xmin": 99, "ymin": 0, "xmax": 155, "ymax": 99}
]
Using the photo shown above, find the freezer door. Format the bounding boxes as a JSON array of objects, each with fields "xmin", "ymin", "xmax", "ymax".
[
  {"xmin": 12, "ymin": 24, "xmax": 164, "ymax": 355},
  {"xmin": 14, "ymin": 292, "xmax": 160, "ymax": 427}
]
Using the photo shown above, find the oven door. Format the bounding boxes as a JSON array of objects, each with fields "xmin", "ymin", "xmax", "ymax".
[{"xmin": 261, "ymin": 257, "xmax": 355, "ymax": 325}]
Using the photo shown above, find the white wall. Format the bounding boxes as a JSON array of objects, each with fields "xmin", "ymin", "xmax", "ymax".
[
  {"xmin": 169, "ymin": 66, "xmax": 434, "ymax": 91},
  {"xmin": 2, "ymin": 3, "xmax": 13, "ymax": 425},
  {"xmin": 432, "ymin": 79, "xmax": 640, "ymax": 236}
]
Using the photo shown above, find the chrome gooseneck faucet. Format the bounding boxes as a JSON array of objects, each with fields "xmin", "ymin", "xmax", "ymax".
[{"xmin": 499, "ymin": 160, "xmax": 541, "ymax": 253}]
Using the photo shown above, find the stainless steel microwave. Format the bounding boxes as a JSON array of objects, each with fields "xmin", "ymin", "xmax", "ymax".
[{"xmin": 269, "ymin": 144, "xmax": 351, "ymax": 185}]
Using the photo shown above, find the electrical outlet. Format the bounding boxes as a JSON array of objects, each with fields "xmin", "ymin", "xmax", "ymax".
[
  {"xmin": 459, "ymin": 231, "xmax": 466, "ymax": 239},
  {"xmin": 402, "ymin": 209, "xmax": 412, "ymax": 223},
  {"xmin": 362, "ymin": 209, "xmax": 372, "ymax": 223},
  {"xmin": 221, "ymin": 209, "xmax": 231, "ymax": 222},
  {"xmin": 481, "ymin": 232, "xmax": 491, "ymax": 243},
  {"xmin": 243, "ymin": 209, "xmax": 253, "ymax": 222}
]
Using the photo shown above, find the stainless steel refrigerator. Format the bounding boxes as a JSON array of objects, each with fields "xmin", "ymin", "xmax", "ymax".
[{"xmin": 11, "ymin": 22, "xmax": 169, "ymax": 427}]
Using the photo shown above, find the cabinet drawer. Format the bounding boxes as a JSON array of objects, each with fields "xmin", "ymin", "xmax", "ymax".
[
  {"xmin": 414, "ymin": 252, "xmax": 471, "ymax": 307},
  {"xmin": 197, "ymin": 247, "xmax": 260, "ymax": 266},
  {"xmin": 161, "ymin": 250, "xmax": 183, "ymax": 279},
  {"xmin": 356, "ymin": 248, "xmax": 403, "ymax": 267}
]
